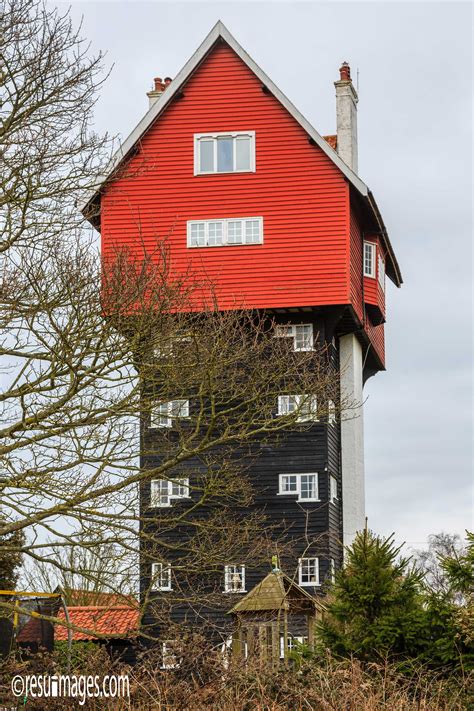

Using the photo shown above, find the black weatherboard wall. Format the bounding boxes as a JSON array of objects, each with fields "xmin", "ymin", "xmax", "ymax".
[{"xmin": 140, "ymin": 312, "xmax": 343, "ymax": 640}]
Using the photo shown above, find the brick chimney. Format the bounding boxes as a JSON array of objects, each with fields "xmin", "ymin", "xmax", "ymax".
[
  {"xmin": 334, "ymin": 62, "xmax": 358, "ymax": 174},
  {"xmin": 146, "ymin": 77, "xmax": 172, "ymax": 109}
]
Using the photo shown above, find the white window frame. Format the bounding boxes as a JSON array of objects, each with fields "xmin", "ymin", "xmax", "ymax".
[
  {"xmin": 279, "ymin": 635, "xmax": 308, "ymax": 658},
  {"xmin": 150, "ymin": 478, "xmax": 190, "ymax": 508},
  {"xmin": 150, "ymin": 400, "xmax": 189, "ymax": 428},
  {"xmin": 153, "ymin": 334, "xmax": 190, "ymax": 358},
  {"xmin": 330, "ymin": 558, "xmax": 336, "ymax": 584},
  {"xmin": 330, "ymin": 475, "xmax": 338, "ymax": 503},
  {"xmin": 277, "ymin": 394, "xmax": 318, "ymax": 422},
  {"xmin": 275, "ymin": 323, "xmax": 314, "ymax": 352},
  {"xmin": 223, "ymin": 564, "xmax": 246, "ymax": 593},
  {"xmin": 278, "ymin": 473, "xmax": 319, "ymax": 502},
  {"xmin": 363, "ymin": 241, "xmax": 376, "ymax": 278},
  {"xmin": 187, "ymin": 217, "xmax": 263, "ymax": 248},
  {"xmin": 298, "ymin": 557, "xmax": 320, "ymax": 587},
  {"xmin": 161, "ymin": 641, "xmax": 180, "ymax": 669},
  {"xmin": 328, "ymin": 399, "xmax": 336, "ymax": 425},
  {"xmin": 194, "ymin": 131, "xmax": 256, "ymax": 175},
  {"xmin": 378, "ymin": 253, "xmax": 386, "ymax": 291},
  {"xmin": 151, "ymin": 562, "xmax": 172, "ymax": 591}
]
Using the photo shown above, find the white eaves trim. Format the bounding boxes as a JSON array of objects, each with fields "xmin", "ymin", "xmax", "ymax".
[{"xmin": 80, "ymin": 20, "xmax": 368, "ymax": 215}]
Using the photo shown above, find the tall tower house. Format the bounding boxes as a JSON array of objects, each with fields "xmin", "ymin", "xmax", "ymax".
[{"xmin": 83, "ymin": 23, "xmax": 402, "ymax": 642}]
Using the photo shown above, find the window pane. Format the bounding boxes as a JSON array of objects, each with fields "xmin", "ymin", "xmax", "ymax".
[
  {"xmin": 208, "ymin": 221, "xmax": 223, "ymax": 246},
  {"xmin": 364, "ymin": 242, "xmax": 375, "ymax": 277},
  {"xmin": 225, "ymin": 565, "xmax": 245, "ymax": 592},
  {"xmin": 199, "ymin": 139, "xmax": 214, "ymax": 173},
  {"xmin": 288, "ymin": 395, "xmax": 298, "ymax": 413},
  {"xmin": 190, "ymin": 223, "xmax": 205, "ymax": 247},
  {"xmin": 245, "ymin": 219, "xmax": 260, "ymax": 244},
  {"xmin": 300, "ymin": 474, "xmax": 316, "ymax": 500},
  {"xmin": 236, "ymin": 136, "xmax": 251, "ymax": 171},
  {"xmin": 294, "ymin": 324, "xmax": 313, "ymax": 351},
  {"xmin": 300, "ymin": 558, "xmax": 318, "ymax": 584},
  {"xmin": 171, "ymin": 400, "xmax": 189, "ymax": 418},
  {"xmin": 282, "ymin": 475, "xmax": 297, "ymax": 493},
  {"xmin": 227, "ymin": 220, "xmax": 243, "ymax": 244},
  {"xmin": 151, "ymin": 480, "xmax": 169, "ymax": 506},
  {"xmin": 217, "ymin": 137, "xmax": 233, "ymax": 172},
  {"xmin": 276, "ymin": 325, "xmax": 294, "ymax": 338},
  {"xmin": 152, "ymin": 402, "xmax": 171, "ymax": 428}
]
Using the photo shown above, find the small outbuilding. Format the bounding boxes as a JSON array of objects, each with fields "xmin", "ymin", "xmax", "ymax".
[{"xmin": 228, "ymin": 569, "xmax": 325, "ymax": 665}]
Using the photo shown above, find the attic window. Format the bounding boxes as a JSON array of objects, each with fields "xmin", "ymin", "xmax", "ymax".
[{"xmin": 194, "ymin": 132, "xmax": 255, "ymax": 174}]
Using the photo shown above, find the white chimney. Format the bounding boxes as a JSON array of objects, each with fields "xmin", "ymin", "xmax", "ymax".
[
  {"xmin": 146, "ymin": 76, "xmax": 172, "ymax": 109},
  {"xmin": 334, "ymin": 62, "xmax": 358, "ymax": 174}
]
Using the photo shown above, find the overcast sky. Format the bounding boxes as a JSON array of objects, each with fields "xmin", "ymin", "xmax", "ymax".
[{"xmin": 64, "ymin": 1, "xmax": 473, "ymax": 551}]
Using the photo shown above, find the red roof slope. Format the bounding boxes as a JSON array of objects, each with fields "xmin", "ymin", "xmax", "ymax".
[{"xmin": 55, "ymin": 606, "xmax": 139, "ymax": 641}]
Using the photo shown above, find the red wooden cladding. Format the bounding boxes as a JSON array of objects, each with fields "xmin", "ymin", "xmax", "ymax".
[
  {"xmin": 101, "ymin": 41, "xmax": 385, "ymax": 364},
  {"xmin": 101, "ymin": 43, "xmax": 350, "ymax": 310}
]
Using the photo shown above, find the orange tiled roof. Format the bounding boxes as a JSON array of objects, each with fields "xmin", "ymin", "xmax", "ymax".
[
  {"xmin": 55, "ymin": 606, "xmax": 139, "ymax": 641},
  {"xmin": 323, "ymin": 134, "xmax": 337, "ymax": 150}
]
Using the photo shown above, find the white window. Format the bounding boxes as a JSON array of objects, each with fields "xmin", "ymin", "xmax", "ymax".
[
  {"xmin": 277, "ymin": 395, "xmax": 318, "ymax": 422},
  {"xmin": 328, "ymin": 399, "xmax": 336, "ymax": 425},
  {"xmin": 330, "ymin": 475, "xmax": 338, "ymax": 503},
  {"xmin": 224, "ymin": 565, "xmax": 246, "ymax": 593},
  {"xmin": 150, "ymin": 400, "xmax": 189, "ymax": 428},
  {"xmin": 363, "ymin": 241, "xmax": 376, "ymax": 278},
  {"xmin": 187, "ymin": 217, "xmax": 263, "ymax": 248},
  {"xmin": 279, "ymin": 635, "xmax": 308, "ymax": 658},
  {"xmin": 153, "ymin": 329, "xmax": 191, "ymax": 358},
  {"xmin": 161, "ymin": 641, "xmax": 179, "ymax": 669},
  {"xmin": 151, "ymin": 562, "xmax": 172, "ymax": 591},
  {"xmin": 298, "ymin": 557, "xmax": 320, "ymax": 587},
  {"xmin": 194, "ymin": 132, "xmax": 255, "ymax": 175},
  {"xmin": 330, "ymin": 558, "xmax": 336, "ymax": 583},
  {"xmin": 278, "ymin": 473, "xmax": 319, "ymax": 502},
  {"xmin": 378, "ymin": 253, "xmax": 386, "ymax": 291},
  {"xmin": 275, "ymin": 323, "xmax": 314, "ymax": 351},
  {"xmin": 150, "ymin": 478, "xmax": 190, "ymax": 507}
]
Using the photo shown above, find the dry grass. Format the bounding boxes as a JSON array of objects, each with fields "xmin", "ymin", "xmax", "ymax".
[{"xmin": 0, "ymin": 641, "xmax": 470, "ymax": 710}]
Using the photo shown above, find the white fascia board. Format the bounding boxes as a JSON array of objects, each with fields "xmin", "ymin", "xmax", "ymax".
[{"xmin": 80, "ymin": 21, "xmax": 369, "ymax": 215}]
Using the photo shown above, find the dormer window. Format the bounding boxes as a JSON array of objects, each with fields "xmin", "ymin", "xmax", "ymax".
[
  {"xmin": 194, "ymin": 132, "xmax": 255, "ymax": 175},
  {"xmin": 363, "ymin": 241, "xmax": 376, "ymax": 278}
]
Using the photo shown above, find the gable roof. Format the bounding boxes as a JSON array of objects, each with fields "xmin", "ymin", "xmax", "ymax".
[
  {"xmin": 82, "ymin": 21, "xmax": 401, "ymax": 286},
  {"xmin": 228, "ymin": 570, "xmax": 325, "ymax": 614},
  {"xmin": 55, "ymin": 606, "xmax": 139, "ymax": 641}
]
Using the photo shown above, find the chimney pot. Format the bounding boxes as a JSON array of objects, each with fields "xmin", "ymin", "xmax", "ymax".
[
  {"xmin": 164, "ymin": 77, "xmax": 172, "ymax": 86},
  {"xmin": 334, "ymin": 61, "xmax": 358, "ymax": 173},
  {"xmin": 153, "ymin": 77, "xmax": 163, "ymax": 91},
  {"xmin": 339, "ymin": 62, "xmax": 351, "ymax": 82}
]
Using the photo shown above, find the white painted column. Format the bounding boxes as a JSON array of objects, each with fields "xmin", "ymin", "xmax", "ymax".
[{"xmin": 339, "ymin": 333, "xmax": 365, "ymax": 548}]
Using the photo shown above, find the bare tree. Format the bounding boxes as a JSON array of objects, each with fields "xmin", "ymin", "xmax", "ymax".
[{"xmin": 0, "ymin": 0, "xmax": 347, "ymax": 643}]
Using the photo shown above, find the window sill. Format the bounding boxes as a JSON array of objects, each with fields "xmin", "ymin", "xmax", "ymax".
[
  {"xmin": 223, "ymin": 590, "xmax": 247, "ymax": 594},
  {"xmin": 187, "ymin": 242, "xmax": 263, "ymax": 249},
  {"xmin": 194, "ymin": 169, "xmax": 256, "ymax": 177},
  {"xmin": 276, "ymin": 493, "xmax": 320, "ymax": 503}
]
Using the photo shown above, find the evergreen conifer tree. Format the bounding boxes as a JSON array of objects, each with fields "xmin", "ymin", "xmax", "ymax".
[{"xmin": 317, "ymin": 529, "xmax": 428, "ymax": 663}]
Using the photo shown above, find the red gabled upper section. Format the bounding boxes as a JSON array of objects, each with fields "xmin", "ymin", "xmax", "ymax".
[
  {"xmin": 101, "ymin": 42, "xmax": 350, "ymax": 311},
  {"xmin": 93, "ymin": 24, "xmax": 401, "ymax": 369}
]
